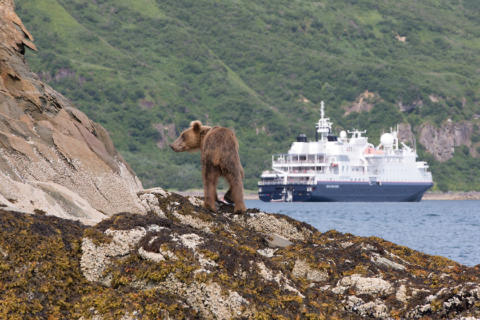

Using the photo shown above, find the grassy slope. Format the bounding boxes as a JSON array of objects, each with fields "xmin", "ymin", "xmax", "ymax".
[{"xmin": 16, "ymin": 0, "xmax": 480, "ymax": 191}]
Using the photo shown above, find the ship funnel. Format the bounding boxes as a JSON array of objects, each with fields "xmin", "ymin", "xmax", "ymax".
[{"xmin": 296, "ymin": 134, "xmax": 307, "ymax": 142}]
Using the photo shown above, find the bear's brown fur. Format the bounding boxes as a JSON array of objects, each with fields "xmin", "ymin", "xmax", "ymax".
[{"xmin": 170, "ymin": 120, "xmax": 246, "ymax": 213}]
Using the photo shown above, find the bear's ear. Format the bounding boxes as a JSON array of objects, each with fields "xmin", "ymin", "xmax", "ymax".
[{"xmin": 190, "ymin": 120, "xmax": 202, "ymax": 132}]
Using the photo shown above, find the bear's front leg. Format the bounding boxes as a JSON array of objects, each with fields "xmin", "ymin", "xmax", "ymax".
[{"xmin": 203, "ymin": 166, "xmax": 220, "ymax": 212}]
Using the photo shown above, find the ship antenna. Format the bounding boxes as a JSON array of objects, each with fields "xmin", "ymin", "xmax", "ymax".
[{"xmin": 317, "ymin": 100, "xmax": 332, "ymax": 141}]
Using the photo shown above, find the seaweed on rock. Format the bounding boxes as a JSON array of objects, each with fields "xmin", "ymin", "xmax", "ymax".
[{"xmin": 1, "ymin": 190, "xmax": 480, "ymax": 319}]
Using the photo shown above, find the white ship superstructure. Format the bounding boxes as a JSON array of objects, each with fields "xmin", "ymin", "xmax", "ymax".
[{"xmin": 258, "ymin": 102, "xmax": 433, "ymax": 202}]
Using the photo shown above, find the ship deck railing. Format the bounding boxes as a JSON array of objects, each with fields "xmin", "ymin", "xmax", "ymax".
[
  {"xmin": 272, "ymin": 160, "xmax": 329, "ymax": 166},
  {"xmin": 273, "ymin": 153, "xmax": 326, "ymax": 163},
  {"xmin": 259, "ymin": 180, "xmax": 316, "ymax": 186},
  {"xmin": 263, "ymin": 169, "xmax": 319, "ymax": 175}
]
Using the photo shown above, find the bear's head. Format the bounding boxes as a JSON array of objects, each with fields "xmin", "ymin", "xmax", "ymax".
[{"xmin": 170, "ymin": 120, "xmax": 210, "ymax": 152}]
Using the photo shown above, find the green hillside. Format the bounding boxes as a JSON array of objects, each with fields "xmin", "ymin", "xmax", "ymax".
[{"xmin": 16, "ymin": 0, "xmax": 480, "ymax": 191}]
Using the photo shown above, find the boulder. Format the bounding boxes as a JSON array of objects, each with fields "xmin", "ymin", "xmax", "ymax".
[{"xmin": 0, "ymin": 1, "xmax": 145, "ymax": 222}]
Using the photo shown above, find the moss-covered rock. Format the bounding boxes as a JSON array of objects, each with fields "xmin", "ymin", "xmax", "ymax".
[{"xmin": 1, "ymin": 190, "xmax": 479, "ymax": 319}]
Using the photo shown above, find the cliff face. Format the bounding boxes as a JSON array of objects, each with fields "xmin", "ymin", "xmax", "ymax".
[
  {"xmin": 0, "ymin": 1, "xmax": 145, "ymax": 223},
  {"xmin": 419, "ymin": 121, "xmax": 476, "ymax": 162},
  {"xmin": 1, "ymin": 190, "xmax": 479, "ymax": 319},
  {"xmin": 397, "ymin": 122, "xmax": 415, "ymax": 147}
]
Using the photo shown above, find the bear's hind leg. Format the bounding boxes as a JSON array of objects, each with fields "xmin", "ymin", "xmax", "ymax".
[
  {"xmin": 225, "ymin": 174, "xmax": 246, "ymax": 213},
  {"xmin": 203, "ymin": 166, "xmax": 220, "ymax": 212}
]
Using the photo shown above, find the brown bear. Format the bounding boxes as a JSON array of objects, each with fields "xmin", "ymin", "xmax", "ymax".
[{"xmin": 170, "ymin": 120, "xmax": 247, "ymax": 213}]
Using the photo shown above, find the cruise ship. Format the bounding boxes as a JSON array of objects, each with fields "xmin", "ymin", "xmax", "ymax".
[{"xmin": 258, "ymin": 102, "xmax": 433, "ymax": 202}]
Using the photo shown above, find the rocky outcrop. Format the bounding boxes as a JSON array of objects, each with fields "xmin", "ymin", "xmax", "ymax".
[
  {"xmin": 0, "ymin": 1, "xmax": 145, "ymax": 223},
  {"xmin": 0, "ymin": 0, "xmax": 36, "ymax": 53},
  {"xmin": 397, "ymin": 122, "xmax": 415, "ymax": 147},
  {"xmin": 1, "ymin": 190, "xmax": 480, "ymax": 319},
  {"xmin": 343, "ymin": 90, "xmax": 379, "ymax": 116},
  {"xmin": 398, "ymin": 100, "xmax": 423, "ymax": 113},
  {"xmin": 419, "ymin": 120, "xmax": 474, "ymax": 161}
]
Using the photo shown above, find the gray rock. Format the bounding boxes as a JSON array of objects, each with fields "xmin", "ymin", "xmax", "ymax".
[
  {"xmin": 371, "ymin": 253, "xmax": 406, "ymax": 271},
  {"xmin": 81, "ymin": 227, "xmax": 147, "ymax": 284},
  {"xmin": 292, "ymin": 259, "xmax": 328, "ymax": 282},
  {"xmin": 334, "ymin": 274, "xmax": 394, "ymax": 296},
  {"xmin": 419, "ymin": 121, "xmax": 474, "ymax": 162},
  {"xmin": 0, "ymin": 3, "xmax": 145, "ymax": 222}
]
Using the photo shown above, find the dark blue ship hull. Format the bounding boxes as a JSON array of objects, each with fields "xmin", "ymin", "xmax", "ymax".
[{"xmin": 259, "ymin": 181, "xmax": 433, "ymax": 202}]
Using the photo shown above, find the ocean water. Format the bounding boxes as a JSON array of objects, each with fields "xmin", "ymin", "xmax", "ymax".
[{"xmin": 245, "ymin": 200, "xmax": 480, "ymax": 267}]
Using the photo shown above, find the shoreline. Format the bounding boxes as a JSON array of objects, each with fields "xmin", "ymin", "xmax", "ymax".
[
  {"xmin": 172, "ymin": 189, "xmax": 259, "ymax": 200},
  {"xmin": 422, "ymin": 191, "xmax": 480, "ymax": 201},
  {"xmin": 172, "ymin": 189, "xmax": 480, "ymax": 201}
]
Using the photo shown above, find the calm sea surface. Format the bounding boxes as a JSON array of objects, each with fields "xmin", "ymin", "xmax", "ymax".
[{"xmin": 246, "ymin": 200, "xmax": 480, "ymax": 266}]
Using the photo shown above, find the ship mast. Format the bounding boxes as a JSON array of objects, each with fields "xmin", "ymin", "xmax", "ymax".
[{"xmin": 316, "ymin": 101, "xmax": 332, "ymax": 141}]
